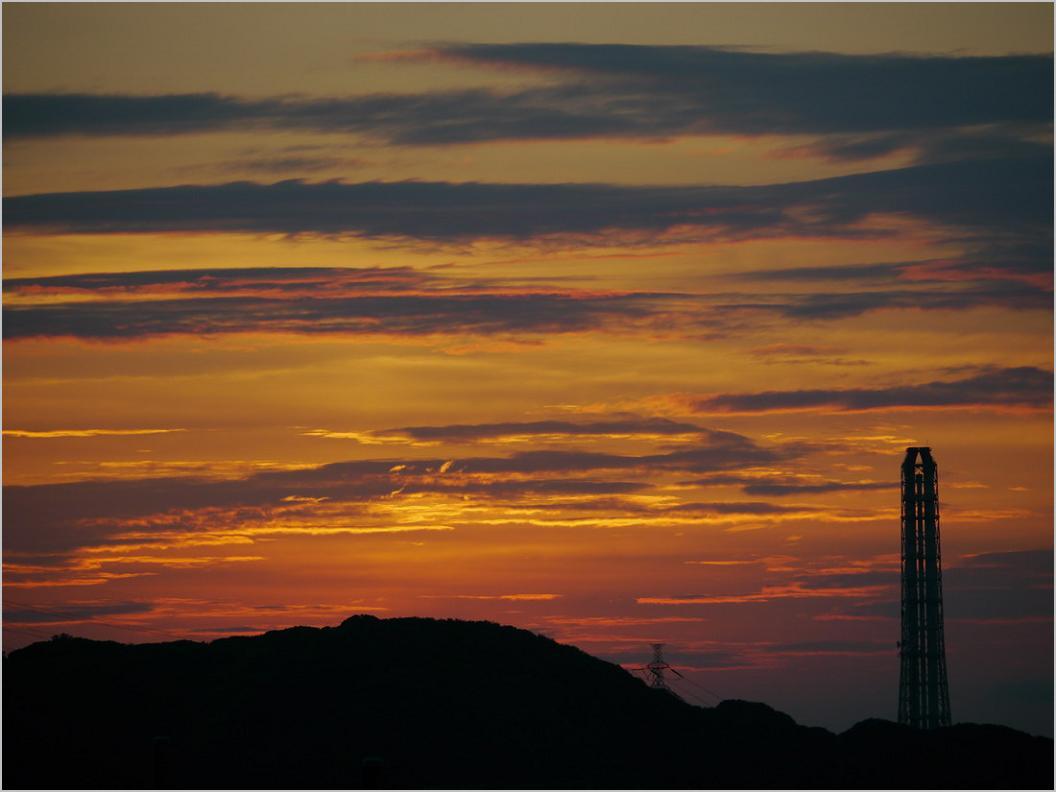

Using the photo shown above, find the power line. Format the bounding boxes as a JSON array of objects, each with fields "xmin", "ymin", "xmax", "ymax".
[
  {"xmin": 630, "ymin": 643, "xmax": 724, "ymax": 706},
  {"xmin": 633, "ymin": 643, "xmax": 676, "ymax": 691},
  {"xmin": 3, "ymin": 624, "xmax": 54, "ymax": 641},
  {"xmin": 672, "ymin": 673, "xmax": 723, "ymax": 702},
  {"xmin": 666, "ymin": 678, "xmax": 711, "ymax": 707},
  {"xmin": 3, "ymin": 598, "xmax": 184, "ymax": 641}
]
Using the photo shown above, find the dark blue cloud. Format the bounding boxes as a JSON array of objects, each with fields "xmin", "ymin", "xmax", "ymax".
[
  {"xmin": 3, "ymin": 266, "xmax": 433, "ymax": 294},
  {"xmin": 3, "ymin": 267, "xmax": 683, "ymax": 341},
  {"xmin": 734, "ymin": 259, "xmax": 1052, "ymax": 286},
  {"xmin": 3, "ymin": 93, "xmax": 274, "ymax": 138},
  {"xmin": 740, "ymin": 480, "xmax": 892, "ymax": 496},
  {"xmin": 2, "ymin": 292, "xmax": 674, "ymax": 341},
  {"xmin": 722, "ymin": 286, "xmax": 1052, "ymax": 320},
  {"xmin": 2, "ymin": 601, "xmax": 155, "ymax": 624},
  {"xmin": 797, "ymin": 287, "xmax": 1047, "ymax": 319},
  {"xmin": 691, "ymin": 367, "xmax": 1053, "ymax": 413},
  {"xmin": 5, "ymin": 46, "xmax": 1051, "ymax": 156},
  {"xmin": 442, "ymin": 44, "xmax": 1052, "ymax": 131},
  {"xmin": 4, "ymin": 156, "xmax": 1050, "ymax": 244},
  {"xmin": 5, "ymin": 263, "xmax": 1047, "ymax": 343}
]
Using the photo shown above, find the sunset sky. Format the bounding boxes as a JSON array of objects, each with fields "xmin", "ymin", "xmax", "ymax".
[{"xmin": 3, "ymin": 3, "xmax": 1053, "ymax": 736}]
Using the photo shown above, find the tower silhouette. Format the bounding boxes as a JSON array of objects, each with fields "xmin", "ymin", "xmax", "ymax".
[
  {"xmin": 898, "ymin": 447, "xmax": 952, "ymax": 729},
  {"xmin": 644, "ymin": 643, "xmax": 676, "ymax": 690}
]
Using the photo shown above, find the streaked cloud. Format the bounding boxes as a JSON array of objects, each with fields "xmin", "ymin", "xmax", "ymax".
[
  {"xmin": 2, "ymin": 600, "xmax": 155, "ymax": 624},
  {"xmin": 5, "ymin": 156, "xmax": 1050, "ymax": 246},
  {"xmin": 309, "ymin": 417, "xmax": 710, "ymax": 445},
  {"xmin": 637, "ymin": 582, "xmax": 887, "ymax": 605},
  {"xmin": 6, "ymin": 46, "xmax": 1050, "ymax": 156},
  {"xmin": 421, "ymin": 593, "xmax": 561, "ymax": 601},
  {"xmin": 5, "ymin": 264, "xmax": 1049, "ymax": 343},
  {"xmin": 2, "ymin": 425, "xmax": 790, "ymax": 557},
  {"xmin": 764, "ymin": 639, "xmax": 891, "ymax": 655},
  {"xmin": 3, "ymin": 266, "xmax": 437, "ymax": 296},
  {"xmin": 4, "ymin": 288, "xmax": 677, "ymax": 341},
  {"xmin": 741, "ymin": 479, "xmax": 891, "ymax": 496},
  {"xmin": 736, "ymin": 253, "xmax": 1053, "ymax": 297},
  {"xmin": 4, "ymin": 428, "xmax": 186, "ymax": 439},
  {"xmin": 690, "ymin": 366, "xmax": 1052, "ymax": 413}
]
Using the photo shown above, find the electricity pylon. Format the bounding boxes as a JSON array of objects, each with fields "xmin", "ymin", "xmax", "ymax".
[{"xmin": 641, "ymin": 643, "xmax": 682, "ymax": 691}]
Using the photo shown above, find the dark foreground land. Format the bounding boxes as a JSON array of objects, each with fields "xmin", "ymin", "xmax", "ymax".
[{"xmin": 4, "ymin": 615, "xmax": 1052, "ymax": 789}]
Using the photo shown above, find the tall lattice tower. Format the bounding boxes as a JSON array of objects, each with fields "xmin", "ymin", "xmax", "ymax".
[{"xmin": 898, "ymin": 447, "xmax": 952, "ymax": 729}]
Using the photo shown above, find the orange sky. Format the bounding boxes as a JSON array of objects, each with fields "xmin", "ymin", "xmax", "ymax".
[{"xmin": 3, "ymin": 3, "xmax": 1052, "ymax": 736}]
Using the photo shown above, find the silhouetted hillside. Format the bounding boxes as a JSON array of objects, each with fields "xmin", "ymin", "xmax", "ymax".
[{"xmin": 4, "ymin": 616, "xmax": 1051, "ymax": 789}]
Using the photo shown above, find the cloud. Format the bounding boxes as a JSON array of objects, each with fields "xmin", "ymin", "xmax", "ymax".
[
  {"xmin": 2, "ymin": 600, "xmax": 155, "ymax": 624},
  {"xmin": 4, "ymin": 155, "xmax": 1050, "ymax": 246},
  {"xmin": 680, "ymin": 470, "xmax": 894, "ymax": 496},
  {"xmin": 4, "ymin": 266, "xmax": 435, "ymax": 296},
  {"xmin": 827, "ymin": 549, "xmax": 1054, "ymax": 624},
  {"xmin": 6, "ymin": 263, "xmax": 1049, "ymax": 343},
  {"xmin": 690, "ymin": 366, "xmax": 1053, "ymax": 413},
  {"xmin": 640, "ymin": 553, "xmax": 901, "ymax": 609},
  {"xmin": 347, "ymin": 417, "xmax": 709, "ymax": 444},
  {"xmin": 3, "ymin": 428, "xmax": 185, "ymax": 439},
  {"xmin": 666, "ymin": 501, "xmax": 799, "ymax": 516},
  {"xmin": 793, "ymin": 570, "xmax": 898, "ymax": 590},
  {"xmin": 421, "ymin": 593, "xmax": 561, "ymax": 601},
  {"xmin": 764, "ymin": 639, "xmax": 891, "ymax": 655},
  {"xmin": 4, "ymin": 267, "xmax": 680, "ymax": 341},
  {"xmin": 435, "ymin": 44, "xmax": 1052, "ymax": 137},
  {"xmin": 2, "ymin": 427, "xmax": 787, "ymax": 556},
  {"xmin": 3, "ymin": 292, "xmax": 675, "ymax": 342},
  {"xmin": 723, "ymin": 285, "xmax": 1053, "ymax": 320},
  {"xmin": 5, "ymin": 47, "xmax": 1051, "ymax": 154},
  {"xmin": 739, "ymin": 252, "xmax": 1051, "ymax": 289},
  {"xmin": 637, "ymin": 581, "xmax": 887, "ymax": 606},
  {"xmin": 945, "ymin": 550, "xmax": 1053, "ymax": 622},
  {"xmin": 4, "ymin": 93, "xmax": 277, "ymax": 139},
  {"xmin": 747, "ymin": 344, "xmax": 871, "ymax": 368},
  {"xmin": 956, "ymin": 549, "xmax": 1053, "ymax": 573},
  {"xmin": 211, "ymin": 156, "xmax": 358, "ymax": 175},
  {"xmin": 0, "ymin": 177, "xmax": 812, "ymax": 239},
  {"xmin": 772, "ymin": 127, "xmax": 1052, "ymax": 166},
  {"xmin": 739, "ymin": 479, "xmax": 892, "ymax": 496}
]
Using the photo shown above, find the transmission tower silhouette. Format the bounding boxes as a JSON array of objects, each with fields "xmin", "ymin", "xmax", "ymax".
[
  {"xmin": 630, "ymin": 644, "xmax": 722, "ymax": 708},
  {"xmin": 898, "ymin": 447, "xmax": 952, "ymax": 730},
  {"xmin": 642, "ymin": 643, "xmax": 680, "ymax": 690}
]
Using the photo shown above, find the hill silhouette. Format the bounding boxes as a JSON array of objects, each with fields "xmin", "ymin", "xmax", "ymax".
[{"xmin": 4, "ymin": 615, "xmax": 1052, "ymax": 789}]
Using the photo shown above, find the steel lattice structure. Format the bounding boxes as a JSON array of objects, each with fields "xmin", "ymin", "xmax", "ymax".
[{"xmin": 898, "ymin": 447, "xmax": 952, "ymax": 730}]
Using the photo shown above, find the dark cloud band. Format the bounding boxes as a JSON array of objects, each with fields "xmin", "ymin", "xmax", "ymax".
[
  {"xmin": 5, "ymin": 46, "xmax": 1051, "ymax": 154},
  {"xmin": 691, "ymin": 367, "xmax": 1053, "ymax": 413},
  {"xmin": 5, "ymin": 265, "xmax": 1049, "ymax": 342},
  {"xmin": 2, "ymin": 292, "xmax": 672, "ymax": 341},
  {"xmin": 5, "ymin": 156, "xmax": 1050, "ymax": 244}
]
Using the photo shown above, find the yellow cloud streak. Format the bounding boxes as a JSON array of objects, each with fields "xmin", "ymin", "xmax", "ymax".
[
  {"xmin": 4, "ymin": 428, "xmax": 186, "ymax": 438},
  {"xmin": 637, "ymin": 583, "xmax": 889, "ymax": 606}
]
